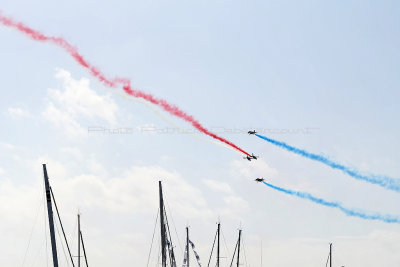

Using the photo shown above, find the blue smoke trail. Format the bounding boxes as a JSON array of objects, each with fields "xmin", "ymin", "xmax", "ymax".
[
  {"xmin": 255, "ymin": 134, "xmax": 400, "ymax": 193},
  {"xmin": 262, "ymin": 181, "xmax": 400, "ymax": 224}
]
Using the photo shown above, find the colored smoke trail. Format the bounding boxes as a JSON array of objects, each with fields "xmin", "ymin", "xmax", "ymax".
[
  {"xmin": 113, "ymin": 91, "xmax": 238, "ymax": 153},
  {"xmin": 0, "ymin": 12, "xmax": 250, "ymax": 156},
  {"xmin": 262, "ymin": 181, "xmax": 400, "ymax": 224},
  {"xmin": 255, "ymin": 134, "xmax": 400, "ymax": 193}
]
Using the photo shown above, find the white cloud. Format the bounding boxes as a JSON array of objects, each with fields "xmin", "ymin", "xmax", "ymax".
[
  {"xmin": 223, "ymin": 195, "xmax": 248, "ymax": 208},
  {"xmin": 42, "ymin": 69, "xmax": 119, "ymax": 137},
  {"xmin": 7, "ymin": 107, "xmax": 33, "ymax": 118},
  {"xmin": 203, "ymin": 179, "xmax": 233, "ymax": 194},
  {"xmin": 52, "ymin": 69, "xmax": 118, "ymax": 124},
  {"xmin": 0, "ymin": 167, "xmax": 4, "ymax": 175},
  {"xmin": 60, "ymin": 147, "xmax": 84, "ymax": 160},
  {"xmin": 87, "ymin": 154, "xmax": 108, "ymax": 176},
  {"xmin": 43, "ymin": 102, "xmax": 86, "ymax": 137},
  {"xmin": 202, "ymin": 179, "xmax": 249, "ymax": 220}
]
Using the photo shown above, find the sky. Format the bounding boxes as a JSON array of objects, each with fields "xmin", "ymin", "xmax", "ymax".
[{"xmin": 0, "ymin": 0, "xmax": 400, "ymax": 266}]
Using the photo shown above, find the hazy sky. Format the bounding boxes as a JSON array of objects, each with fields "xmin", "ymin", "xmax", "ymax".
[{"xmin": 1, "ymin": 1, "xmax": 400, "ymax": 266}]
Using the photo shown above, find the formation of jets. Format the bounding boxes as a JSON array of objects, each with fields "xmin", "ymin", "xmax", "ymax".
[
  {"xmin": 245, "ymin": 130, "xmax": 258, "ymax": 161},
  {"xmin": 247, "ymin": 130, "xmax": 265, "ymax": 184}
]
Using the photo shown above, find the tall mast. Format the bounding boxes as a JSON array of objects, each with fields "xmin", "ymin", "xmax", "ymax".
[
  {"xmin": 159, "ymin": 181, "xmax": 167, "ymax": 267},
  {"xmin": 186, "ymin": 227, "xmax": 190, "ymax": 267},
  {"xmin": 78, "ymin": 213, "xmax": 81, "ymax": 267},
  {"xmin": 329, "ymin": 243, "xmax": 332, "ymax": 267},
  {"xmin": 236, "ymin": 230, "xmax": 242, "ymax": 267},
  {"xmin": 42, "ymin": 164, "xmax": 59, "ymax": 267},
  {"xmin": 217, "ymin": 222, "xmax": 220, "ymax": 267}
]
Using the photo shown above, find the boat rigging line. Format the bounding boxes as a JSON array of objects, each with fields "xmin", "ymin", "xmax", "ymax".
[
  {"xmin": 21, "ymin": 179, "xmax": 44, "ymax": 267},
  {"xmin": 50, "ymin": 187, "xmax": 75, "ymax": 267},
  {"xmin": 164, "ymin": 204, "xmax": 177, "ymax": 266},
  {"xmin": 325, "ymin": 243, "xmax": 332, "ymax": 267},
  {"xmin": 80, "ymin": 230, "xmax": 89, "ymax": 267},
  {"xmin": 207, "ymin": 227, "xmax": 218, "ymax": 267},
  {"xmin": 54, "ymin": 218, "xmax": 70, "ymax": 266},
  {"xmin": 229, "ymin": 230, "xmax": 242, "ymax": 267},
  {"xmin": 146, "ymin": 208, "xmax": 159, "ymax": 267},
  {"xmin": 164, "ymin": 193, "xmax": 184, "ymax": 256},
  {"xmin": 221, "ymin": 227, "xmax": 231, "ymax": 265}
]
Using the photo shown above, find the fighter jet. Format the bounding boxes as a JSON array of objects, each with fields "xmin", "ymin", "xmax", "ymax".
[
  {"xmin": 250, "ymin": 153, "xmax": 258, "ymax": 160},
  {"xmin": 243, "ymin": 153, "xmax": 259, "ymax": 161},
  {"xmin": 255, "ymin": 178, "xmax": 265, "ymax": 183},
  {"xmin": 244, "ymin": 155, "xmax": 252, "ymax": 161},
  {"xmin": 248, "ymin": 130, "xmax": 257, "ymax": 135}
]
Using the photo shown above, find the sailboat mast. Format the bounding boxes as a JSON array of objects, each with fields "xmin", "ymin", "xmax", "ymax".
[
  {"xmin": 42, "ymin": 164, "xmax": 59, "ymax": 267},
  {"xmin": 159, "ymin": 181, "xmax": 167, "ymax": 267},
  {"xmin": 78, "ymin": 214, "xmax": 81, "ymax": 267},
  {"xmin": 329, "ymin": 243, "xmax": 332, "ymax": 267},
  {"xmin": 236, "ymin": 230, "xmax": 241, "ymax": 267},
  {"xmin": 217, "ymin": 222, "xmax": 220, "ymax": 267},
  {"xmin": 186, "ymin": 227, "xmax": 190, "ymax": 267}
]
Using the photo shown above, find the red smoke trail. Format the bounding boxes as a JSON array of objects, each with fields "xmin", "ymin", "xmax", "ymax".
[{"xmin": 0, "ymin": 13, "xmax": 250, "ymax": 156}]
